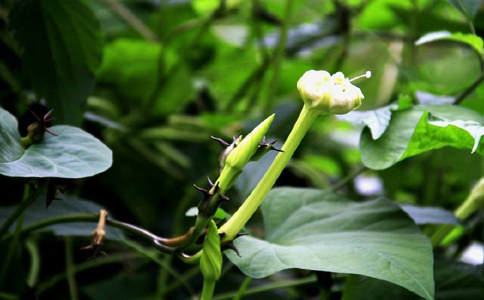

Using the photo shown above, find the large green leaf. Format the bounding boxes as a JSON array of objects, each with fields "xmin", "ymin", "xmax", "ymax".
[
  {"xmin": 226, "ymin": 188, "xmax": 434, "ymax": 300},
  {"xmin": 360, "ymin": 105, "xmax": 484, "ymax": 170},
  {"xmin": 0, "ymin": 108, "xmax": 112, "ymax": 178},
  {"xmin": 9, "ymin": 0, "xmax": 103, "ymax": 126},
  {"xmin": 355, "ymin": 260, "xmax": 484, "ymax": 300},
  {"xmin": 0, "ymin": 195, "xmax": 123, "ymax": 240},
  {"xmin": 415, "ymin": 31, "xmax": 483, "ymax": 54}
]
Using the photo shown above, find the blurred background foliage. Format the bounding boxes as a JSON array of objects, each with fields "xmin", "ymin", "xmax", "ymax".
[{"xmin": 0, "ymin": 0, "xmax": 483, "ymax": 299}]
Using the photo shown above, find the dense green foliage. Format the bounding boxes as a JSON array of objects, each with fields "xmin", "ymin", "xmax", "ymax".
[{"xmin": 1, "ymin": 0, "xmax": 484, "ymax": 299}]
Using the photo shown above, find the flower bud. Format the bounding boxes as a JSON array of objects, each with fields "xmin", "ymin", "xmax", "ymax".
[
  {"xmin": 297, "ymin": 70, "xmax": 370, "ymax": 115},
  {"xmin": 224, "ymin": 114, "xmax": 275, "ymax": 172},
  {"xmin": 200, "ymin": 220, "xmax": 222, "ymax": 281}
]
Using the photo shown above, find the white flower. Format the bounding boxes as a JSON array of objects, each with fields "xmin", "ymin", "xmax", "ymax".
[{"xmin": 297, "ymin": 70, "xmax": 370, "ymax": 114}]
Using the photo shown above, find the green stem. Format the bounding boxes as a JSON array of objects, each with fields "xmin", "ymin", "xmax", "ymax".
[
  {"xmin": 25, "ymin": 237, "xmax": 41, "ymax": 288},
  {"xmin": 212, "ymin": 276, "xmax": 317, "ymax": 300},
  {"xmin": 341, "ymin": 274, "xmax": 359, "ymax": 300},
  {"xmin": 431, "ymin": 178, "xmax": 484, "ymax": 246},
  {"xmin": 0, "ymin": 181, "xmax": 48, "ymax": 239},
  {"xmin": 37, "ymin": 252, "xmax": 145, "ymax": 294},
  {"xmin": 201, "ymin": 280, "xmax": 216, "ymax": 300},
  {"xmin": 264, "ymin": 0, "xmax": 295, "ymax": 114},
  {"xmin": 233, "ymin": 276, "xmax": 252, "ymax": 300},
  {"xmin": 453, "ymin": 73, "xmax": 484, "ymax": 105},
  {"xmin": 330, "ymin": 165, "xmax": 367, "ymax": 192},
  {"xmin": 161, "ymin": 266, "xmax": 200, "ymax": 296},
  {"xmin": 219, "ymin": 105, "xmax": 319, "ymax": 239},
  {"xmin": 124, "ymin": 240, "xmax": 195, "ymax": 296},
  {"xmin": 65, "ymin": 237, "xmax": 79, "ymax": 300},
  {"xmin": 0, "ymin": 292, "xmax": 18, "ymax": 300},
  {"xmin": 0, "ymin": 185, "xmax": 30, "ymax": 287}
]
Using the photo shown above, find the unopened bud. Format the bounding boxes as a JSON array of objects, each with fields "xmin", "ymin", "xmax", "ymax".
[
  {"xmin": 200, "ymin": 221, "xmax": 222, "ymax": 281},
  {"xmin": 224, "ymin": 114, "xmax": 275, "ymax": 172}
]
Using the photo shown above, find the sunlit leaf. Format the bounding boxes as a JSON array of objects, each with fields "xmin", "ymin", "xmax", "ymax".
[
  {"xmin": 360, "ymin": 105, "xmax": 484, "ymax": 170},
  {"xmin": 227, "ymin": 187, "xmax": 434, "ymax": 300}
]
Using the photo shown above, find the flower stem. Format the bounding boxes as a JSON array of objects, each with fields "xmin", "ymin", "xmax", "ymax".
[
  {"xmin": 201, "ymin": 279, "xmax": 216, "ymax": 300},
  {"xmin": 219, "ymin": 105, "xmax": 319, "ymax": 240}
]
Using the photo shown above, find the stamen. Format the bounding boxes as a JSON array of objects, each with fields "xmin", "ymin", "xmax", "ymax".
[{"xmin": 349, "ymin": 71, "xmax": 372, "ymax": 82}]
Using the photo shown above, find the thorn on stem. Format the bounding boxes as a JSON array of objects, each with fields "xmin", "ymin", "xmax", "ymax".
[{"xmin": 211, "ymin": 136, "xmax": 230, "ymax": 147}]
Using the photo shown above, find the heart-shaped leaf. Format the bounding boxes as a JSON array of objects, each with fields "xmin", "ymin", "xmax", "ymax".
[
  {"xmin": 360, "ymin": 105, "xmax": 484, "ymax": 170},
  {"xmin": 226, "ymin": 187, "xmax": 434, "ymax": 300},
  {"xmin": 0, "ymin": 107, "xmax": 112, "ymax": 178}
]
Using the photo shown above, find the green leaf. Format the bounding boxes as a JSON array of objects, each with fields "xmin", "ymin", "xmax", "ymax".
[
  {"xmin": 360, "ymin": 105, "xmax": 484, "ymax": 170},
  {"xmin": 0, "ymin": 195, "xmax": 123, "ymax": 240},
  {"xmin": 0, "ymin": 107, "xmax": 112, "ymax": 178},
  {"xmin": 226, "ymin": 187, "xmax": 434, "ymax": 300},
  {"xmin": 447, "ymin": 0, "xmax": 483, "ymax": 21},
  {"xmin": 9, "ymin": 0, "xmax": 103, "ymax": 126},
  {"xmin": 416, "ymin": 31, "xmax": 483, "ymax": 54},
  {"xmin": 400, "ymin": 205, "xmax": 460, "ymax": 225},
  {"xmin": 97, "ymin": 39, "xmax": 161, "ymax": 103},
  {"xmin": 354, "ymin": 259, "xmax": 484, "ymax": 300}
]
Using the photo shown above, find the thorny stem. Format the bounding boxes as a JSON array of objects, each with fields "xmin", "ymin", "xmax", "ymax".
[{"xmin": 219, "ymin": 105, "xmax": 319, "ymax": 240}]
